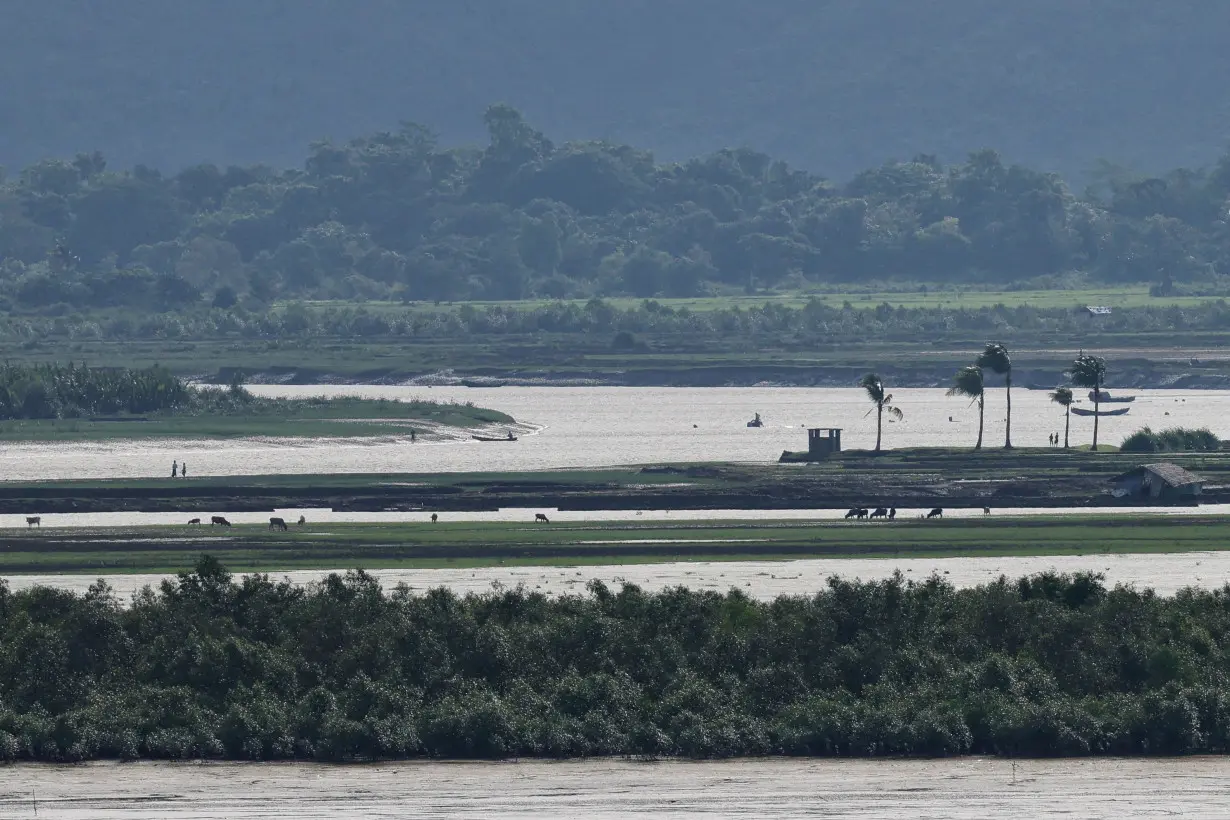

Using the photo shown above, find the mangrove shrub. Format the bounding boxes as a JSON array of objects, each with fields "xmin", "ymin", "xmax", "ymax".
[{"xmin": 2, "ymin": 558, "xmax": 1230, "ymax": 762}]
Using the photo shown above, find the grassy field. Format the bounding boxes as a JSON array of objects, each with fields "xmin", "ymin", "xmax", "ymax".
[
  {"xmin": 1, "ymin": 515, "xmax": 1226, "ymax": 575},
  {"xmin": 295, "ymin": 286, "xmax": 1222, "ymax": 314},
  {"xmin": 0, "ymin": 397, "xmax": 512, "ymax": 441}
]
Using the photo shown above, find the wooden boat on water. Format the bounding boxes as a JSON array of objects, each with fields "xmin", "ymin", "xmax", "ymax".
[
  {"xmin": 1089, "ymin": 390, "xmax": 1135, "ymax": 403},
  {"xmin": 1072, "ymin": 406, "xmax": 1131, "ymax": 417},
  {"xmin": 473, "ymin": 432, "xmax": 518, "ymax": 442}
]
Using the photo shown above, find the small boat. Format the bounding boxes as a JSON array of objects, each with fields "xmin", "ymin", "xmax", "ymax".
[
  {"xmin": 473, "ymin": 432, "xmax": 518, "ymax": 442},
  {"xmin": 1072, "ymin": 406, "xmax": 1131, "ymax": 417},
  {"xmin": 746, "ymin": 413, "xmax": 764, "ymax": 428},
  {"xmin": 1088, "ymin": 390, "xmax": 1135, "ymax": 403}
]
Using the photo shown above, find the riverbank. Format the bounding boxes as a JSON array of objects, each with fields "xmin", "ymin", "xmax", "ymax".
[
  {"xmin": 2, "ymin": 448, "xmax": 1227, "ymax": 514},
  {"xmin": 0, "ymin": 757, "xmax": 1224, "ymax": 818},
  {"xmin": 1, "ymin": 514, "xmax": 1227, "ymax": 575}
]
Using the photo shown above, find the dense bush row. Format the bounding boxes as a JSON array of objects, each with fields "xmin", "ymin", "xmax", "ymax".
[
  {"xmin": 2, "ymin": 558, "xmax": 1229, "ymax": 762},
  {"xmin": 4, "ymin": 106, "xmax": 1230, "ymax": 307},
  {"xmin": 0, "ymin": 362, "xmax": 381, "ymax": 421},
  {"xmin": 1120, "ymin": 426, "xmax": 1221, "ymax": 454}
]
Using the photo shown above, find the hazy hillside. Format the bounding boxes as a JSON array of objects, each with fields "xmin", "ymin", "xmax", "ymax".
[{"xmin": 4, "ymin": 1, "xmax": 1229, "ymax": 177}]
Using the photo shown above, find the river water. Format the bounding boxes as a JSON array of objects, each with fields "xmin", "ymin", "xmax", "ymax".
[
  {"xmin": 0, "ymin": 386, "xmax": 1219, "ymax": 481},
  {"xmin": 11, "ymin": 550, "xmax": 1230, "ymax": 601},
  {"xmin": 1, "ymin": 758, "xmax": 1227, "ymax": 818}
]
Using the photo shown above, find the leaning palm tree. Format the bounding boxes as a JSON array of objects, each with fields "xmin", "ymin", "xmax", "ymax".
[
  {"xmin": 976, "ymin": 342, "xmax": 1013, "ymax": 449},
  {"xmin": 947, "ymin": 366, "xmax": 986, "ymax": 449},
  {"xmin": 859, "ymin": 372, "xmax": 903, "ymax": 452},
  {"xmin": 1070, "ymin": 354, "xmax": 1108, "ymax": 451},
  {"xmin": 1050, "ymin": 386, "xmax": 1073, "ymax": 449}
]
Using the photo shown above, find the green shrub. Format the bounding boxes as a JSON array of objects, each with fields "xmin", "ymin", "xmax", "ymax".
[{"xmin": 1120, "ymin": 426, "xmax": 1220, "ymax": 453}]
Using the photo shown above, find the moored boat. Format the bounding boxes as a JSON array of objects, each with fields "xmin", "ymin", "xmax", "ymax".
[
  {"xmin": 1089, "ymin": 390, "xmax": 1135, "ymax": 403},
  {"xmin": 1072, "ymin": 406, "xmax": 1130, "ymax": 417},
  {"xmin": 473, "ymin": 431, "xmax": 518, "ymax": 442}
]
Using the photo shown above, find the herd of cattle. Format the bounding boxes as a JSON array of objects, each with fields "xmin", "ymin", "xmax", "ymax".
[
  {"xmin": 844, "ymin": 506, "xmax": 991, "ymax": 520},
  {"xmin": 19, "ymin": 508, "xmax": 988, "ymax": 529}
]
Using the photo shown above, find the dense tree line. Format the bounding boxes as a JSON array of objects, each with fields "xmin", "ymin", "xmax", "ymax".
[
  {"xmin": 4, "ymin": 106, "xmax": 1230, "ymax": 309},
  {"xmin": 1, "ymin": 559, "xmax": 1229, "ymax": 762},
  {"xmin": 4, "ymin": 299, "xmax": 1230, "ymax": 349}
]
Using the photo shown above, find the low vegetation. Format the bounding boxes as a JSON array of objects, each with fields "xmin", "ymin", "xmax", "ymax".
[
  {"xmin": 0, "ymin": 362, "xmax": 509, "ymax": 437},
  {"xmin": 0, "ymin": 558, "xmax": 1227, "ymax": 762},
  {"xmin": 1120, "ymin": 427, "xmax": 1221, "ymax": 454}
]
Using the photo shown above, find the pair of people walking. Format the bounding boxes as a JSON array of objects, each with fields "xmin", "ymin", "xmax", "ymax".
[{"xmin": 171, "ymin": 460, "xmax": 188, "ymax": 478}]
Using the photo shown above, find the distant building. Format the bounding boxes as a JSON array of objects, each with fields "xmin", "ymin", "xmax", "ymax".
[
  {"xmin": 807, "ymin": 427, "xmax": 842, "ymax": 458},
  {"xmin": 1110, "ymin": 463, "xmax": 1203, "ymax": 500}
]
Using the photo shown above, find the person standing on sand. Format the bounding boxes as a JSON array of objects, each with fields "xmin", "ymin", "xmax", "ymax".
[
  {"xmin": 172, "ymin": 460, "xmax": 178, "ymax": 478},
  {"xmin": 181, "ymin": 462, "xmax": 187, "ymax": 477}
]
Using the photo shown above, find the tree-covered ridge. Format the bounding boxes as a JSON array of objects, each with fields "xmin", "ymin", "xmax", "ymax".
[
  {"xmin": 4, "ymin": 106, "xmax": 1230, "ymax": 311},
  {"xmin": 3, "ymin": 1, "xmax": 1229, "ymax": 177},
  {"xmin": 1, "ymin": 560, "xmax": 1228, "ymax": 762}
]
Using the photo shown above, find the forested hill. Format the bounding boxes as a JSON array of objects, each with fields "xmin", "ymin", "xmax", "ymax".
[
  {"xmin": 3, "ymin": 1, "xmax": 1229, "ymax": 178},
  {"xmin": 3, "ymin": 106, "xmax": 1230, "ymax": 309}
]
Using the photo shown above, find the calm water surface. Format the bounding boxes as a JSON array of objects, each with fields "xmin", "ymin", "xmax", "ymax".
[
  {"xmin": 1, "ymin": 758, "xmax": 1228, "ymax": 819},
  {"xmin": 0, "ymin": 386, "xmax": 1219, "ymax": 481}
]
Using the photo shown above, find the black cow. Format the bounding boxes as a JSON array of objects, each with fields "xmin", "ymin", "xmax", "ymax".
[
  {"xmin": 870, "ymin": 507, "xmax": 888, "ymax": 519},
  {"xmin": 211, "ymin": 516, "xmax": 232, "ymax": 527},
  {"xmin": 927, "ymin": 508, "xmax": 943, "ymax": 519},
  {"xmin": 269, "ymin": 517, "xmax": 288, "ymax": 531}
]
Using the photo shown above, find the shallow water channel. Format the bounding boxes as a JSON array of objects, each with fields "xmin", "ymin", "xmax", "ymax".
[
  {"xmin": 10, "ymin": 550, "xmax": 1230, "ymax": 601},
  {"xmin": 1, "ymin": 758, "xmax": 1228, "ymax": 819}
]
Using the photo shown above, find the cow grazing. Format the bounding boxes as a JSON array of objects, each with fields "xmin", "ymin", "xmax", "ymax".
[
  {"xmin": 535, "ymin": 513, "xmax": 550, "ymax": 523},
  {"xmin": 982, "ymin": 506, "xmax": 991, "ymax": 515},
  {"xmin": 187, "ymin": 518, "xmax": 201, "ymax": 525},
  {"xmin": 269, "ymin": 517, "xmax": 288, "ymax": 531},
  {"xmin": 870, "ymin": 507, "xmax": 888, "ymax": 519},
  {"xmin": 211, "ymin": 516, "xmax": 232, "ymax": 527},
  {"xmin": 844, "ymin": 508, "xmax": 860, "ymax": 519},
  {"xmin": 26, "ymin": 516, "xmax": 40, "ymax": 528},
  {"xmin": 927, "ymin": 508, "xmax": 943, "ymax": 519},
  {"xmin": 856, "ymin": 508, "xmax": 869, "ymax": 520}
]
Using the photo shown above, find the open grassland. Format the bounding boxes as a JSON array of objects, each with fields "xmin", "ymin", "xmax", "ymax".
[
  {"xmin": 2, "ymin": 515, "xmax": 1228, "ymax": 575},
  {"xmin": 296, "ymin": 286, "xmax": 1222, "ymax": 313}
]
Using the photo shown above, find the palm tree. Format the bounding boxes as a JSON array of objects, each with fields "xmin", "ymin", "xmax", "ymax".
[
  {"xmin": 947, "ymin": 366, "xmax": 986, "ymax": 449},
  {"xmin": 1070, "ymin": 354, "xmax": 1108, "ymax": 451},
  {"xmin": 976, "ymin": 342, "xmax": 1013, "ymax": 449},
  {"xmin": 1050, "ymin": 386, "xmax": 1073, "ymax": 449},
  {"xmin": 859, "ymin": 372, "xmax": 903, "ymax": 452}
]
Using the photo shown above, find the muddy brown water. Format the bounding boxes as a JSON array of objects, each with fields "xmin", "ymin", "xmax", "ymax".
[
  {"xmin": 8, "ymin": 552, "xmax": 1230, "ymax": 601},
  {"xmin": 0, "ymin": 758, "xmax": 1228, "ymax": 818}
]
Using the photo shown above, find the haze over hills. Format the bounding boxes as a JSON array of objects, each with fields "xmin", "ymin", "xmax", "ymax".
[{"xmin": 4, "ymin": 0, "xmax": 1229, "ymax": 178}]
